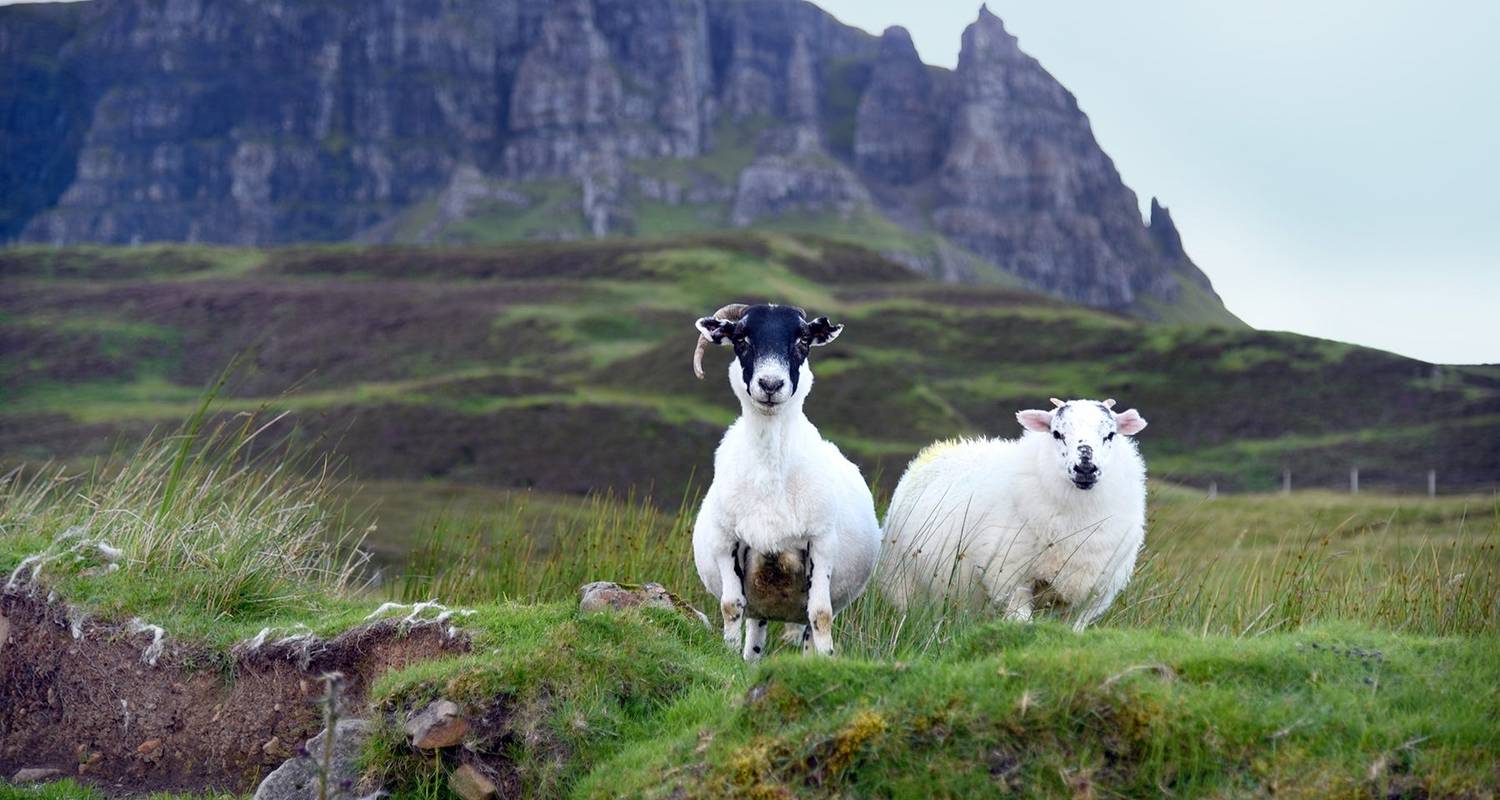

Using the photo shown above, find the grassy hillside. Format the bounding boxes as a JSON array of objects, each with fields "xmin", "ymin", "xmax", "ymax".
[
  {"xmin": 0, "ymin": 428, "xmax": 1495, "ymax": 799},
  {"xmin": 2, "ymin": 236, "xmax": 1495, "ymax": 524}
]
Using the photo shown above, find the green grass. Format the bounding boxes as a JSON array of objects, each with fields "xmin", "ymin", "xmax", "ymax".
[
  {"xmin": 0, "ymin": 244, "xmax": 264, "ymax": 281},
  {"xmin": 1135, "ymin": 271, "xmax": 1248, "ymax": 328},
  {"xmin": 391, "ymin": 481, "xmax": 1499, "ymax": 644},
  {"xmin": 0, "ymin": 779, "xmax": 237, "ymax": 800},
  {"xmin": 0, "ymin": 408, "xmax": 372, "ymax": 649},
  {"xmin": 442, "ymin": 180, "xmax": 585, "ymax": 244},
  {"xmin": 631, "ymin": 200, "xmax": 730, "ymax": 237},
  {"xmin": 0, "ymin": 404, "xmax": 1497, "ymax": 799},
  {"xmin": 580, "ymin": 622, "xmax": 1500, "ymax": 799}
]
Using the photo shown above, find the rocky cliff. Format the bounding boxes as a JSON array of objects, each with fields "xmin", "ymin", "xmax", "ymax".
[{"xmin": 0, "ymin": 0, "xmax": 1234, "ymax": 321}]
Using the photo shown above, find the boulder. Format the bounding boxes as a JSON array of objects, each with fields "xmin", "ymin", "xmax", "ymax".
[{"xmin": 253, "ymin": 719, "xmax": 371, "ymax": 800}]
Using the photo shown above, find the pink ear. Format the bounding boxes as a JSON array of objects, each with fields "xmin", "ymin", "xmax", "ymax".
[
  {"xmin": 1016, "ymin": 409, "xmax": 1053, "ymax": 433},
  {"xmin": 1115, "ymin": 409, "xmax": 1148, "ymax": 436}
]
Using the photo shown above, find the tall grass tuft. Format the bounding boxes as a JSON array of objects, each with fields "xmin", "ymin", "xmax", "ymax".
[
  {"xmin": 0, "ymin": 404, "xmax": 370, "ymax": 623},
  {"xmin": 398, "ymin": 487, "xmax": 700, "ymax": 604},
  {"xmin": 1105, "ymin": 523, "xmax": 1500, "ymax": 637}
]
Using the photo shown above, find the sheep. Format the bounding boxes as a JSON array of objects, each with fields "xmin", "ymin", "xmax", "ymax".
[
  {"xmin": 878, "ymin": 398, "xmax": 1149, "ymax": 630},
  {"xmin": 690, "ymin": 303, "xmax": 882, "ymax": 660}
]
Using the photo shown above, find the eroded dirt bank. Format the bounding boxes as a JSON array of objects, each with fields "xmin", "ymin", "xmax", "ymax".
[{"xmin": 0, "ymin": 593, "xmax": 469, "ymax": 795}]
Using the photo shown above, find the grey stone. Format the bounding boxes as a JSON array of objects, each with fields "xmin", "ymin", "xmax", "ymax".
[
  {"xmin": 11, "ymin": 768, "xmax": 63, "ymax": 783},
  {"xmin": 580, "ymin": 581, "xmax": 710, "ymax": 627},
  {"xmin": 253, "ymin": 719, "xmax": 372, "ymax": 800},
  {"xmin": 730, "ymin": 149, "xmax": 871, "ymax": 227},
  {"xmin": 855, "ymin": 27, "xmax": 940, "ymax": 184}
]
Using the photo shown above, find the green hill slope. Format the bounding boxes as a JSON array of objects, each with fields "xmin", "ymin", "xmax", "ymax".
[
  {"xmin": 0, "ymin": 388, "xmax": 1494, "ymax": 799},
  {"xmin": 1, "ymin": 235, "xmax": 1495, "ymax": 505}
]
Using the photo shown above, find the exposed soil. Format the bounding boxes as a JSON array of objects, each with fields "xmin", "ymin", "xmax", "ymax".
[{"xmin": 0, "ymin": 592, "xmax": 470, "ymax": 795}]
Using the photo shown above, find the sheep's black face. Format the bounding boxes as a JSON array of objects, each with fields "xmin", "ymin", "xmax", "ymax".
[{"xmin": 696, "ymin": 304, "xmax": 842, "ymax": 414}]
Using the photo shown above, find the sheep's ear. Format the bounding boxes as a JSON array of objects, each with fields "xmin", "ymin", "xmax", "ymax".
[
  {"xmin": 696, "ymin": 316, "xmax": 738, "ymax": 344},
  {"xmin": 806, "ymin": 316, "xmax": 843, "ymax": 347},
  {"xmin": 1016, "ymin": 409, "xmax": 1053, "ymax": 433},
  {"xmin": 1115, "ymin": 409, "xmax": 1148, "ymax": 436}
]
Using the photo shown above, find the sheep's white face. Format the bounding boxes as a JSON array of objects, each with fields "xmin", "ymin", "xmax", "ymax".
[
  {"xmin": 1017, "ymin": 399, "xmax": 1148, "ymax": 490},
  {"xmin": 696, "ymin": 305, "xmax": 843, "ymax": 416}
]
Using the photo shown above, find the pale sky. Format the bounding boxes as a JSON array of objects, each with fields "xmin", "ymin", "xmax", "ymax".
[
  {"xmin": 814, "ymin": 0, "xmax": 1500, "ymax": 365},
  {"xmin": 6, "ymin": 1, "xmax": 1496, "ymax": 364}
]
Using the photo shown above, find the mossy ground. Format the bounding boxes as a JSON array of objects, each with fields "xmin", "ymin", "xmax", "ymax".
[
  {"xmin": 574, "ymin": 620, "xmax": 1500, "ymax": 799},
  {"xmin": 0, "ymin": 428, "xmax": 1496, "ymax": 799}
]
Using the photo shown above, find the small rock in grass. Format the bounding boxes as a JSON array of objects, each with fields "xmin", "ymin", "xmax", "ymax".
[
  {"xmin": 261, "ymin": 735, "xmax": 286, "ymax": 758},
  {"xmin": 449, "ymin": 763, "xmax": 498, "ymax": 800},
  {"xmin": 136, "ymin": 738, "xmax": 164, "ymax": 763},
  {"xmin": 12, "ymin": 768, "xmax": 63, "ymax": 783},
  {"xmin": 77, "ymin": 751, "xmax": 103, "ymax": 776},
  {"xmin": 405, "ymin": 699, "xmax": 469, "ymax": 749},
  {"xmin": 579, "ymin": 581, "xmax": 710, "ymax": 627}
]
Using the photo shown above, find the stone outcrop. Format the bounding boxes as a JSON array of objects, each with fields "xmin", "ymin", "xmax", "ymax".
[
  {"xmin": 930, "ymin": 5, "xmax": 1186, "ymax": 308},
  {"xmin": 854, "ymin": 27, "xmax": 940, "ymax": 184},
  {"xmin": 0, "ymin": 0, "xmax": 1230, "ymax": 318},
  {"xmin": 732, "ymin": 151, "xmax": 871, "ymax": 227}
]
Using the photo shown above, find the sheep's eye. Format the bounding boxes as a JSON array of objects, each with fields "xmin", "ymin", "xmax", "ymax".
[
  {"xmin": 1052, "ymin": 431, "xmax": 1064, "ymax": 441},
  {"xmin": 1105, "ymin": 432, "xmax": 1116, "ymax": 442}
]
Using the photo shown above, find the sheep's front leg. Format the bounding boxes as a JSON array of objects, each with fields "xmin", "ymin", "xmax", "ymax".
[
  {"xmin": 805, "ymin": 540, "xmax": 836, "ymax": 656},
  {"xmin": 1069, "ymin": 584, "xmax": 1122, "ymax": 632},
  {"xmin": 743, "ymin": 618, "xmax": 768, "ymax": 661},
  {"xmin": 1003, "ymin": 582, "xmax": 1034, "ymax": 623},
  {"xmin": 716, "ymin": 549, "xmax": 747, "ymax": 651}
]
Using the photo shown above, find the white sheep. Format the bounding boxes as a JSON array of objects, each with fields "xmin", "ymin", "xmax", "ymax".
[
  {"xmin": 878, "ymin": 398, "xmax": 1148, "ymax": 630},
  {"xmin": 690, "ymin": 303, "xmax": 881, "ymax": 660}
]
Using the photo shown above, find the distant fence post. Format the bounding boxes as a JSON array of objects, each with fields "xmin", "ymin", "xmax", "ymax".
[
  {"xmin": 1428, "ymin": 469, "xmax": 1437, "ymax": 498},
  {"xmin": 1207, "ymin": 482, "xmax": 1218, "ymax": 500},
  {"xmin": 1282, "ymin": 468, "xmax": 1291, "ymax": 494},
  {"xmin": 1350, "ymin": 468, "xmax": 1360, "ymax": 495}
]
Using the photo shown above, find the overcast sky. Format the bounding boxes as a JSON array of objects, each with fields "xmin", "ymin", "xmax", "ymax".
[
  {"xmin": 6, "ymin": 1, "xmax": 1496, "ymax": 364},
  {"xmin": 815, "ymin": 0, "xmax": 1499, "ymax": 365}
]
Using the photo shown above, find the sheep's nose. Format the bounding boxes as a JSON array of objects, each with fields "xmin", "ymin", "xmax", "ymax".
[
  {"xmin": 757, "ymin": 376, "xmax": 785, "ymax": 394},
  {"xmin": 1073, "ymin": 462, "xmax": 1099, "ymax": 477}
]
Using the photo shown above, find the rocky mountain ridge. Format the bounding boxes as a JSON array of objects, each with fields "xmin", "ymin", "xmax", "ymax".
[{"xmin": 0, "ymin": 0, "xmax": 1233, "ymax": 321}]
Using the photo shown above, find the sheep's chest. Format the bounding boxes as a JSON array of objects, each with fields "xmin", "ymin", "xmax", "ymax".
[
  {"xmin": 738, "ymin": 545, "xmax": 811, "ymax": 623},
  {"xmin": 721, "ymin": 471, "xmax": 813, "ymax": 553},
  {"xmin": 718, "ymin": 461, "xmax": 819, "ymax": 621}
]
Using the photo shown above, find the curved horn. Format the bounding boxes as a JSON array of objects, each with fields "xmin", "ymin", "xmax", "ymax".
[
  {"xmin": 693, "ymin": 303, "xmax": 749, "ymax": 380},
  {"xmin": 1103, "ymin": 398, "xmax": 1117, "ymax": 410},
  {"xmin": 1049, "ymin": 397, "xmax": 1065, "ymax": 408}
]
